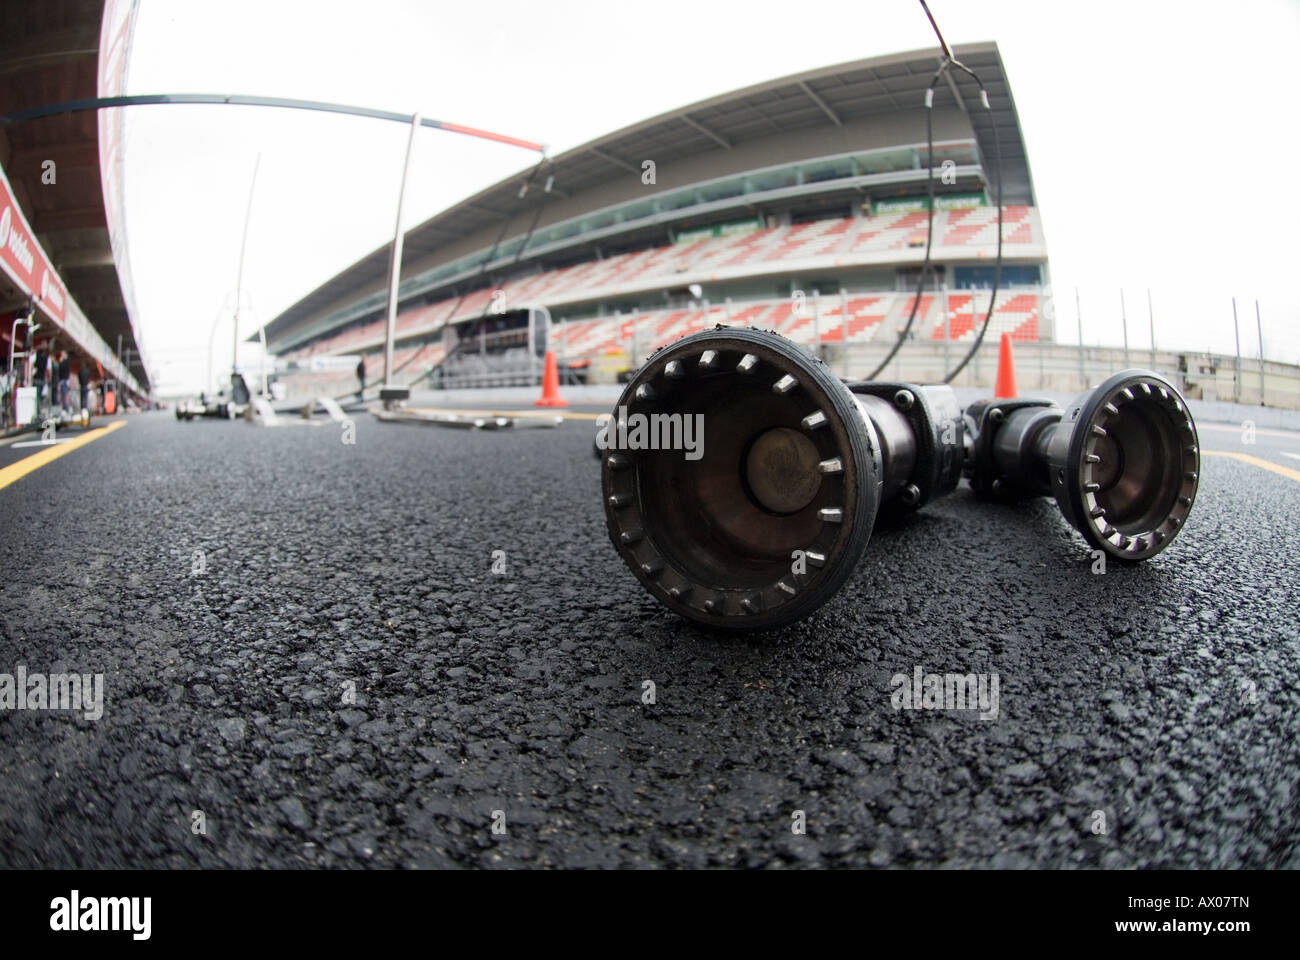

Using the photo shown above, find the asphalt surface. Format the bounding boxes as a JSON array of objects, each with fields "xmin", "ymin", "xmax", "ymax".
[{"xmin": 0, "ymin": 408, "xmax": 1297, "ymax": 869}]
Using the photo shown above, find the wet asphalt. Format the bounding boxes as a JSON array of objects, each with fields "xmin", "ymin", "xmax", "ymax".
[{"xmin": 0, "ymin": 409, "xmax": 1297, "ymax": 868}]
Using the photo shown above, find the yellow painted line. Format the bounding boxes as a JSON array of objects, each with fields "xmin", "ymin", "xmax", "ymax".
[
  {"xmin": 1202, "ymin": 449, "xmax": 1300, "ymax": 483},
  {"xmin": 405, "ymin": 406, "xmax": 606, "ymax": 421},
  {"xmin": 0, "ymin": 420, "xmax": 127, "ymax": 493}
]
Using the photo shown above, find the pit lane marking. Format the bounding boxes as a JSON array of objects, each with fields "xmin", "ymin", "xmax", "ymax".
[
  {"xmin": 0, "ymin": 420, "xmax": 127, "ymax": 492},
  {"xmin": 1201, "ymin": 450, "xmax": 1300, "ymax": 483}
]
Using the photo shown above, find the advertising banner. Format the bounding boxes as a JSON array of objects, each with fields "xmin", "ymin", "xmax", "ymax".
[
  {"xmin": 0, "ymin": 172, "xmax": 68, "ymax": 325},
  {"xmin": 872, "ymin": 192, "xmax": 987, "ymax": 214},
  {"xmin": 674, "ymin": 218, "xmax": 762, "ymax": 244}
]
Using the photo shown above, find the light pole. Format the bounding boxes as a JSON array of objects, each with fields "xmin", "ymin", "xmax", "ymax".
[
  {"xmin": 232, "ymin": 154, "xmax": 261, "ymax": 384},
  {"xmin": 207, "ymin": 291, "xmax": 243, "ymax": 395},
  {"xmin": 1256, "ymin": 300, "xmax": 1265, "ymax": 406},
  {"xmin": 1232, "ymin": 297, "xmax": 1241, "ymax": 403},
  {"xmin": 1120, "ymin": 288, "xmax": 1129, "ymax": 369},
  {"xmin": 1075, "ymin": 287, "xmax": 1085, "ymax": 388},
  {"xmin": 1147, "ymin": 289, "xmax": 1156, "ymax": 368},
  {"xmin": 382, "ymin": 114, "xmax": 420, "ymax": 403}
]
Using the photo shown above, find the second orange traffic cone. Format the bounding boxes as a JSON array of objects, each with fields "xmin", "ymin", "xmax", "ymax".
[
  {"xmin": 534, "ymin": 349, "xmax": 567, "ymax": 407},
  {"xmin": 993, "ymin": 332, "xmax": 1018, "ymax": 399}
]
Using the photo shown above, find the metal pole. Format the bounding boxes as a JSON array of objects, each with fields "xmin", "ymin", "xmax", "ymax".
[
  {"xmin": 1037, "ymin": 283, "xmax": 1045, "ymax": 389},
  {"xmin": 1147, "ymin": 288, "xmax": 1156, "ymax": 368},
  {"xmin": 258, "ymin": 319, "xmax": 269, "ymax": 398},
  {"xmin": 1, "ymin": 93, "xmax": 546, "ymax": 153},
  {"xmin": 840, "ymin": 287, "xmax": 850, "ymax": 378},
  {"xmin": 812, "ymin": 289, "xmax": 821, "ymax": 359},
  {"xmin": 206, "ymin": 294, "xmax": 234, "ymax": 395},
  {"xmin": 1232, "ymin": 297, "xmax": 1241, "ymax": 403},
  {"xmin": 1120, "ymin": 288, "xmax": 1129, "ymax": 369},
  {"xmin": 233, "ymin": 154, "xmax": 260, "ymax": 377},
  {"xmin": 941, "ymin": 284, "xmax": 950, "ymax": 379},
  {"xmin": 1256, "ymin": 300, "xmax": 1266, "ymax": 406},
  {"xmin": 527, "ymin": 306, "xmax": 537, "ymax": 386},
  {"xmin": 208, "ymin": 311, "xmax": 219, "ymax": 395},
  {"xmin": 384, "ymin": 113, "xmax": 420, "ymax": 388},
  {"xmin": 1076, "ymin": 287, "xmax": 1086, "ymax": 389}
]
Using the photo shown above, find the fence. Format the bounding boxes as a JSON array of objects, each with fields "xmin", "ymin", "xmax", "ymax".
[{"xmin": 831, "ymin": 339, "xmax": 1300, "ymax": 409}]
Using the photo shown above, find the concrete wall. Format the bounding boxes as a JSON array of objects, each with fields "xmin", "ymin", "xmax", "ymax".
[{"xmin": 827, "ymin": 340, "xmax": 1300, "ymax": 423}]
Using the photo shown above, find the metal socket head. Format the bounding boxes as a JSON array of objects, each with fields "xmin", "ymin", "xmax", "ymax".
[
  {"xmin": 600, "ymin": 327, "xmax": 882, "ymax": 631},
  {"xmin": 1048, "ymin": 369, "xmax": 1199, "ymax": 562}
]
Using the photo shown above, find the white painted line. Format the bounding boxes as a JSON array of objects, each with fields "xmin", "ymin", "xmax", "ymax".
[
  {"xmin": 252, "ymin": 397, "xmax": 281, "ymax": 426},
  {"xmin": 11, "ymin": 437, "xmax": 78, "ymax": 449},
  {"xmin": 1198, "ymin": 422, "xmax": 1300, "ymax": 440},
  {"xmin": 317, "ymin": 396, "xmax": 347, "ymax": 422}
]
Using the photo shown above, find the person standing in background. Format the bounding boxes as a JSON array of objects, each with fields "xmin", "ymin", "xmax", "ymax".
[
  {"xmin": 77, "ymin": 361, "xmax": 90, "ymax": 413},
  {"xmin": 356, "ymin": 356, "xmax": 366, "ymax": 401},
  {"xmin": 33, "ymin": 346, "xmax": 48, "ymax": 414},
  {"xmin": 0, "ymin": 359, "xmax": 11, "ymax": 430},
  {"xmin": 56, "ymin": 351, "xmax": 71, "ymax": 414}
]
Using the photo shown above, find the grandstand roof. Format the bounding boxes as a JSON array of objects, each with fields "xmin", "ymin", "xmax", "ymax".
[{"xmin": 263, "ymin": 41, "xmax": 1035, "ymax": 346}]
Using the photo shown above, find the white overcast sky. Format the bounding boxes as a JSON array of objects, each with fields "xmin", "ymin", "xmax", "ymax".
[{"xmin": 119, "ymin": 0, "xmax": 1300, "ymax": 395}]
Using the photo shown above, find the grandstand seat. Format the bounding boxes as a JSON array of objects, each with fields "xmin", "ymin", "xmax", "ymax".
[{"xmin": 290, "ymin": 207, "xmax": 1042, "ymax": 376}]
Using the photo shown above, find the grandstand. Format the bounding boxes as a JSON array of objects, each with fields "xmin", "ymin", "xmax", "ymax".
[{"xmin": 261, "ymin": 42, "xmax": 1047, "ymax": 398}]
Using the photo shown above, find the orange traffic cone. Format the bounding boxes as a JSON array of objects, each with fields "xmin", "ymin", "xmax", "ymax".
[
  {"xmin": 534, "ymin": 349, "xmax": 567, "ymax": 407},
  {"xmin": 993, "ymin": 332, "xmax": 1018, "ymax": 399}
]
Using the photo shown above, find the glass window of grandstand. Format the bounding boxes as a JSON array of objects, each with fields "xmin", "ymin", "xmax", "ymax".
[
  {"xmin": 856, "ymin": 147, "xmax": 916, "ymax": 175},
  {"xmin": 613, "ymin": 199, "xmax": 655, "ymax": 226},
  {"xmin": 497, "ymin": 236, "xmax": 526, "ymax": 260},
  {"xmin": 896, "ymin": 267, "xmax": 947, "ymax": 291},
  {"xmin": 954, "ymin": 265, "xmax": 1041, "ymax": 289},
  {"xmin": 660, "ymin": 189, "xmax": 702, "ymax": 213},
  {"xmin": 551, "ymin": 220, "xmax": 582, "ymax": 243},
  {"xmin": 578, "ymin": 211, "xmax": 618, "ymax": 236},
  {"xmin": 799, "ymin": 156, "xmax": 856, "ymax": 184},
  {"xmin": 747, "ymin": 167, "xmax": 798, "ymax": 193},
  {"xmin": 698, "ymin": 179, "xmax": 744, "ymax": 204}
]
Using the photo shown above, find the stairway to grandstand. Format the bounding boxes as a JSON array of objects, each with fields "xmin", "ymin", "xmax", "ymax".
[
  {"xmin": 439, "ymin": 345, "xmax": 536, "ymax": 388},
  {"xmin": 274, "ymin": 341, "xmax": 447, "ymax": 403}
]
